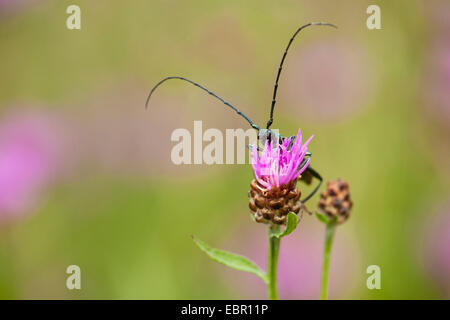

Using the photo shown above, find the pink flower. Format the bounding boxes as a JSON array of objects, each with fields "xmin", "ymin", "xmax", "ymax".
[
  {"xmin": 251, "ymin": 128, "xmax": 312, "ymax": 190},
  {"xmin": 0, "ymin": 112, "xmax": 62, "ymax": 221}
]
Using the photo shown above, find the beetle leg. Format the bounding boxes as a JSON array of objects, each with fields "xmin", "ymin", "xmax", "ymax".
[{"xmin": 300, "ymin": 167, "xmax": 323, "ymax": 203}]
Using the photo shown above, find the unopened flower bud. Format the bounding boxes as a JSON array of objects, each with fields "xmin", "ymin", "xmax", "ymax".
[{"xmin": 318, "ymin": 179, "xmax": 352, "ymax": 224}]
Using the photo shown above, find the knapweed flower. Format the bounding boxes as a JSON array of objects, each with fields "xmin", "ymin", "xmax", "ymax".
[
  {"xmin": 318, "ymin": 179, "xmax": 353, "ymax": 224},
  {"xmin": 248, "ymin": 129, "xmax": 312, "ymax": 224},
  {"xmin": 0, "ymin": 112, "xmax": 61, "ymax": 221}
]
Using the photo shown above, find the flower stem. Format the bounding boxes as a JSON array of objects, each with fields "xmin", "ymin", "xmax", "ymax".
[
  {"xmin": 320, "ymin": 221, "xmax": 336, "ymax": 300},
  {"xmin": 267, "ymin": 224, "xmax": 281, "ymax": 300}
]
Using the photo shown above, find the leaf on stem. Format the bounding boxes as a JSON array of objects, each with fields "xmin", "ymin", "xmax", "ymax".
[
  {"xmin": 273, "ymin": 212, "xmax": 298, "ymax": 239},
  {"xmin": 315, "ymin": 212, "xmax": 329, "ymax": 224},
  {"xmin": 192, "ymin": 236, "xmax": 268, "ymax": 283}
]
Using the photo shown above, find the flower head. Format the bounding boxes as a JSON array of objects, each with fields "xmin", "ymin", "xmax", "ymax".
[
  {"xmin": 251, "ymin": 128, "xmax": 313, "ymax": 191},
  {"xmin": 248, "ymin": 128, "xmax": 312, "ymax": 224},
  {"xmin": 318, "ymin": 179, "xmax": 353, "ymax": 224}
]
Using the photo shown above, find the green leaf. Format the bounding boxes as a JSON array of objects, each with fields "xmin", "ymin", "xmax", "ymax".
[
  {"xmin": 315, "ymin": 212, "xmax": 329, "ymax": 224},
  {"xmin": 330, "ymin": 215, "xmax": 338, "ymax": 225},
  {"xmin": 274, "ymin": 212, "xmax": 298, "ymax": 239},
  {"xmin": 192, "ymin": 236, "xmax": 268, "ymax": 283}
]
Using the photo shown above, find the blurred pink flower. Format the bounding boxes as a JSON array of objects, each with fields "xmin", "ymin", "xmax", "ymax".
[
  {"xmin": 421, "ymin": 36, "xmax": 450, "ymax": 125},
  {"xmin": 193, "ymin": 14, "xmax": 255, "ymax": 72},
  {"xmin": 0, "ymin": 111, "xmax": 63, "ymax": 221},
  {"xmin": 283, "ymin": 39, "xmax": 370, "ymax": 123},
  {"xmin": 222, "ymin": 218, "xmax": 359, "ymax": 299},
  {"xmin": 425, "ymin": 1, "xmax": 450, "ymax": 39},
  {"xmin": 420, "ymin": 2, "xmax": 450, "ymax": 177},
  {"xmin": 70, "ymin": 85, "xmax": 193, "ymax": 177},
  {"xmin": 69, "ymin": 83, "xmax": 240, "ymax": 179},
  {"xmin": 420, "ymin": 203, "xmax": 450, "ymax": 296},
  {"xmin": 0, "ymin": 0, "xmax": 40, "ymax": 16},
  {"xmin": 0, "ymin": 0, "xmax": 19, "ymax": 7},
  {"xmin": 251, "ymin": 129, "xmax": 312, "ymax": 190}
]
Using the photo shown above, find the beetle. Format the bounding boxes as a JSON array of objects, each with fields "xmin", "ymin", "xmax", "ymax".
[{"xmin": 145, "ymin": 22, "xmax": 337, "ymax": 203}]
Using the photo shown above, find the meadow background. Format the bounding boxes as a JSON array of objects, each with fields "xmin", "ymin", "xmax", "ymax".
[{"xmin": 0, "ymin": 0, "xmax": 449, "ymax": 299}]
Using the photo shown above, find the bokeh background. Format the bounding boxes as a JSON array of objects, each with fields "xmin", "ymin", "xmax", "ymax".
[{"xmin": 1, "ymin": 0, "xmax": 449, "ymax": 299}]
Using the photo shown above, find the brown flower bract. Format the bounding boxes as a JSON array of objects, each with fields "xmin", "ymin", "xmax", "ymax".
[{"xmin": 248, "ymin": 178, "xmax": 303, "ymax": 225}]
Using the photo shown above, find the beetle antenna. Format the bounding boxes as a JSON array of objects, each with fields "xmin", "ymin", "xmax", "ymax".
[
  {"xmin": 146, "ymin": 76, "xmax": 260, "ymax": 131},
  {"xmin": 266, "ymin": 22, "xmax": 337, "ymax": 129}
]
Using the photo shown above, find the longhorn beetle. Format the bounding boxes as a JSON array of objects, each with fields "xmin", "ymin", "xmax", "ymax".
[{"xmin": 145, "ymin": 22, "xmax": 337, "ymax": 203}]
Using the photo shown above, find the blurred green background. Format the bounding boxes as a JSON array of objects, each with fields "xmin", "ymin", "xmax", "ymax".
[{"xmin": 0, "ymin": 0, "xmax": 449, "ymax": 299}]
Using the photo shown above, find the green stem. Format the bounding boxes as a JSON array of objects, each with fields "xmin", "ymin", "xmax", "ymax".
[
  {"xmin": 320, "ymin": 221, "xmax": 336, "ymax": 300},
  {"xmin": 267, "ymin": 224, "xmax": 281, "ymax": 300}
]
